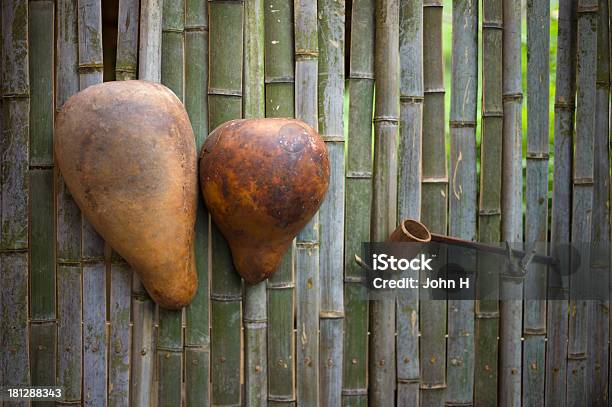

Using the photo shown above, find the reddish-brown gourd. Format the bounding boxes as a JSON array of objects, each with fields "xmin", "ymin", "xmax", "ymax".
[
  {"xmin": 200, "ymin": 118, "xmax": 330, "ymax": 284},
  {"xmin": 54, "ymin": 80, "xmax": 198, "ymax": 309}
]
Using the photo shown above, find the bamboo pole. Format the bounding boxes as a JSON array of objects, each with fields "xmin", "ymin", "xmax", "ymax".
[
  {"xmin": 499, "ymin": 0, "xmax": 523, "ymax": 405},
  {"xmin": 317, "ymin": 0, "xmax": 345, "ymax": 405},
  {"xmin": 545, "ymin": 1, "xmax": 576, "ymax": 405},
  {"xmin": 208, "ymin": 1, "xmax": 244, "ymax": 405},
  {"xmin": 264, "ymin": 1, "xmax": 296, "ymax": 405},
  {"xmin": 587, "ymin": 0, "xmax": 609, "ymax": 404},
  {"xmin": 343, "ymin": 0, "xmax": 374, "ymax": 405},
  {"xmin": 397, "ymin": 1, "xmax": 422, "ymax": 403},
  {"xmin": 446, "ymin": 0, "xmax": 477, "ymax": 405},
  {"xmin": 131, "ymin": 1, "xmax": 160, "ymax": 405},
  {"xmin": 184, "ymin": 0, "xmax": 210, "ymax": 405},
  {"xmin": 567, "ymin": 0, "xmax": 597, "ymax": 404},
  {"xmin": 369, "ymin": 0, "xmax": 399, "ymax": 405},
  {"xmin": 243, "ymin": 0, "xmax": 267, "ymax": 405},
  {"xmin": 108, "ymin": 2, "xmax": 139, "ymax": 405},
  {"xmin": 475, "ymin": 0, "xmax": 503, "ymax": 404},
  {"xmin": 76, "ymin": 0, "xmax": 107, "ymax": 405},
  {"xmin": 28, "ymin": 0, "xmax": 56, "ymax": 396},
  {"xmin": 56, "ymin": 4, "xmax": 83, "ymax": 401},
  {"xmin": 1, "ymin": 0, "xmax": 30, "ymax": 396},
  {"xmin": 294, "ymin": 0, "xmax": 320, "ymax": 404},
  {"xmin": 156, "ymin": 1, "xmax": 185, "ymax": 404},
  {"xmin": 420, "ymin": 1, "xmax": 447, "ymax": 405},
  {"xmin": 523, "ymin": 0, "xmax": 550, "ymax": 405}
]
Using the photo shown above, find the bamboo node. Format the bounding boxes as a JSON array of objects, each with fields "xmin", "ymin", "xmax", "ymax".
[
  {"xmin": 449, "ymin": 120, "xmax": 476, "ymax": 128},
  {"xmin": 424, "ymin": 87, "xmax": 445, "ymax": 94},
  {"xmin": 372, "ymin": 115, "xmax": 399, "ymax": 124},
  {"xmin": 526, "ymin": 152, "xmax": 550, "ymax": 160},
  {"xmin": 482, "ymin": 110, "xmax": 503, "ymax": 118},
  {"xmin": 502, "ymin": 92, "xmax": 523, "ymax": 101},
  {"xmin": 349, "ymin": 70, "xmax": 375, "ymax": 80},
  {"xmin": 573, "ymin": 177, "xmax": 594, "ymax": 185},
  {"xmin": 346, "ymin": 171, "xmax": 372, "ymax": 179},
  {"xmin": 400, "ymin": 95, "xmax": 424, "ymax": 103},
  {"xmin": 208, "ymin": 87, "xmax": 243, "ymax": 97},
  {"xmin": 482, "ymin": 21, "xmax": 503, "ymax": 29},
  {"xmin": 321, "ymin": 134, "xmax": 344, "ymax": 142},
  {"xmin": 342, "ymin": 388, "xmax": 367, "ymax": 396},
  {"xmin": 295, "ymin": 50, "xmax": 319, "ymax": 59},
  {"xmin": 576, "ymin": 4, "xmax": 598, "ymax": 13}
]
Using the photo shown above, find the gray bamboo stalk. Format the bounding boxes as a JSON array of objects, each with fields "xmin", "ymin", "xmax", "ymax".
[
  {"xmin": 208, "ymin": 1, "xmax": 244, "ymax": 405},
  {"xmin": 157, "ymin": 1, "xmax": 185, "ymax": 404},
  {"xmin": 447, "ymin": 0, "xmax": 477, "ymax": 405},
  {"xmin": 28, "ymin": 0, "xmax": 56, "ymax": 396},
  {"xmin": 369, "ymin": 0, "xmax": 399, "ymax": 405},
  {"xmin": 397, "ymin": 1, "xmax": 422, "ymax": 403},
  {"xmin": 131, "ymin": 2, "xmax": 161, "ymax": 405},
  {"xmin": 56, "ymin": 0, "xmax": 83, "ymax": 402},
  {"xmin": 499, "ymin": 0, "xmax": 523, "ymax": 406},
  {"xmin": 294, "ymin": 0, "xmax": 320, "ymax": 404},
  {"xmin": 587, "ymin": 0, "xmax": 609, "ymax": 404},
  {"xmin": 109, "ymin": 2, "xmax": 139, "ymax": 404},
  {"xmin": 523, "ymin": 0, "xmax": 550, "ymax": 405},
  {"xmin": 264, "ymin": 0, "xmax": 296, "ymax": 405},
  {"xmin": 567, "ymin": 0, "xmax": 597, "ymax": 405},
  {"xmin": 420, "ymin": 1, "xmax": 447, "ymax": 405},
  {"xmin": 546, "ymin": 1, "xmax": 576, "ymax": 405},
  {"xmin": 343, "ymin": 0, "xmax": 374, "ymax": 405},
  {"xmin": 184, "ymin": 0, "xmax": 210, "ymax": 405},
  {"xmin": 475, "ymin": 0, "xmax": 503, "ymax": 404},
  {"xmin": 77, "ymin": 1, "xmax": 107, "ymax": 405},
  {"xmin": 317, "ymin": 0, "xmax": 345, "ymax": 405},
  {"xmin": 243, "ymin": 0, "xmax": 267, "ymax": 405},
  {"xmin": 1, "ymin": 0, "xmax": 30, "ymax": 397}
]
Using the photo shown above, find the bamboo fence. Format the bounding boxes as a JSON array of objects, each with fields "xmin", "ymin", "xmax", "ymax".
[{"xmin": 1, "ymin": 1, "xmax": 610, "ymax": 406}]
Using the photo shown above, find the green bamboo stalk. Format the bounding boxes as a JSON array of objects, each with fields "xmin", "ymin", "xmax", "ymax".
[
  {"xmin": 369, "ymin": 0, "xmax": 399, "ymax": 405},
  {"xmin": 343, "ymin": 0, "xmax": 374, "ymax": 405},
  {"xmin": 567, "ymin": 0, "xmax": 597, "ymax": 404},
  {"xmin": 545, "ymin": 1, "xmax": 576, "ymax": 405},
  {"xmin": 475, "ymin": 0, "xmax": 503, "ymax": 404},
  {"xmin": 27, "ymin": 1, "xmax": 56, "ymax": 400},
  {"xmin": 208, "ymin": 1, "xmax": 244, "ymax": 405},
  {"xmin": 264, "ymin": 1, "xmax": 296, "ymax": 405},
  {"xmin": 1, "ymin": 1, "xmax": 30, "ymax": 395},
  {"xmin": 447, "ymin": 0, "xmax": 477, "ymax": 405},
  {"xmin": 243, "ymin": 0, "xmax": 267, "ymax": 405},
  {"xmin": 77, "ymin": 1, "xmax": 107, "ymax": 405},
  {"xmin": 131, "ymin": 1, "xmax": 161, "ymax": 404},
  {"xmin": 56, "ymin": 2, "xmax": 82, "ymax": 401},
  {"xmin": 156, "ymin": 1, "xmax": 185, "ymax": 404},
  {"xmin": 499, "ymin": 0, "xmax": 522, "ymax": 406},
  {"xmin": 184, "ymin": 0, "xmax": 210, "ymax": 405},
  {"xmin": 420, "ymin": 1, "xmax": 447, "ymax": 405},
  {"xmin": 397, "ymin": 1, "xmax": 422, "ymax": 403},
  {"xmin": 523, "ymin": 0, "xmax": 550, "ymax": 405},
  {"xmin": 318, "ymin": 0, "xmax": 345, "ymax": 405},
  {"xmin": 108, "ymin": 3, "xmax": 139, "ymax": 405},
  {"xmin": 587, "ymin": 0, "xmax": 609, "ymax": 404},
  {"xmin": 294, "ymin": 0, "xmax": 320, "ymax": 404}
]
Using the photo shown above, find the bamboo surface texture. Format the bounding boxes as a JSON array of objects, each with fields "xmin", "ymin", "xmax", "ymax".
[
  {"xmin": 524, "ymin": 0, "xmax": 549, "ymax": 405},
  {"xmin": 184, "ymin": 0, "xmax": 210, "ymax": 405},
  {"xmin": 294, "ymin": 0, "xmax": 320, "ymax": 404},
  {"xmin": 208, "ymin": 1, "xmax": 244, "ymax": 405},
  {"xmin": 420, "ymin": 1, "xmax": 447, "ymax": 405},
  {"xmin": 131, "ymin": 1, "xmax": 160, "ymax": 405},
  {"xmin": 589, "ymin": 0, "xmax": 610, "ymax": 405},
  {"xmin": 499, "ymin": 0, "xmax": 523, "ymax": 405},
  {"xmin": 264, "ymin": 0, "xmax": 296, "ymax": 405},
  {"xmin": 157, "ymin": 1, "xmax": 185, "ymax": 404},
  {"xmin": 343, "ymin": 0, "xmax": 374, "ymax": 405},
  {"xmin": 28, "ymin": 1, "xmax": 56, "ymax": 403},
  {"xmin": 244, "ymin": 0, "xmax": 267, "ymax": 405},
  {"xmin": 567, "ymin": 0, "xmax": 597, "ymax": 404},
  {"xmin": 318, "ymin": 0, "xmax": 345, "ymax": 405},
  {"xmin": 56, "ymin": 0, "xmax": 84, "ymax": 402},
  {"xmin": 397, "ymin": 0, "xmax": 422, "ymax": 404},
  {"xmin": 545, "ymin": 2, "xmax": 576, "ymax": 406},
  {"xmin": 1, "ymin": 1, "xmax": 31, "ymax": 404},
  {"xmin": 369, "ymin": 0, "xmax": 399, "ymax": 405},
  {"xmin": 447, "ymin": 0, "xmax": 477, "ymax": 404},
  {"xmin": 476, "ymin": 0, "xmax": 503, "ymax": 405}
]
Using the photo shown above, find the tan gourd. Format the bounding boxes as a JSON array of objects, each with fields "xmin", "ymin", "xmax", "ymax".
[
  {"xmin": 199, "ymin": 118, "xmax": 330, "ymax": 284},
  {"xmin": 54, "ymin": 80, "xmax": 198, "ymax": 309}
]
